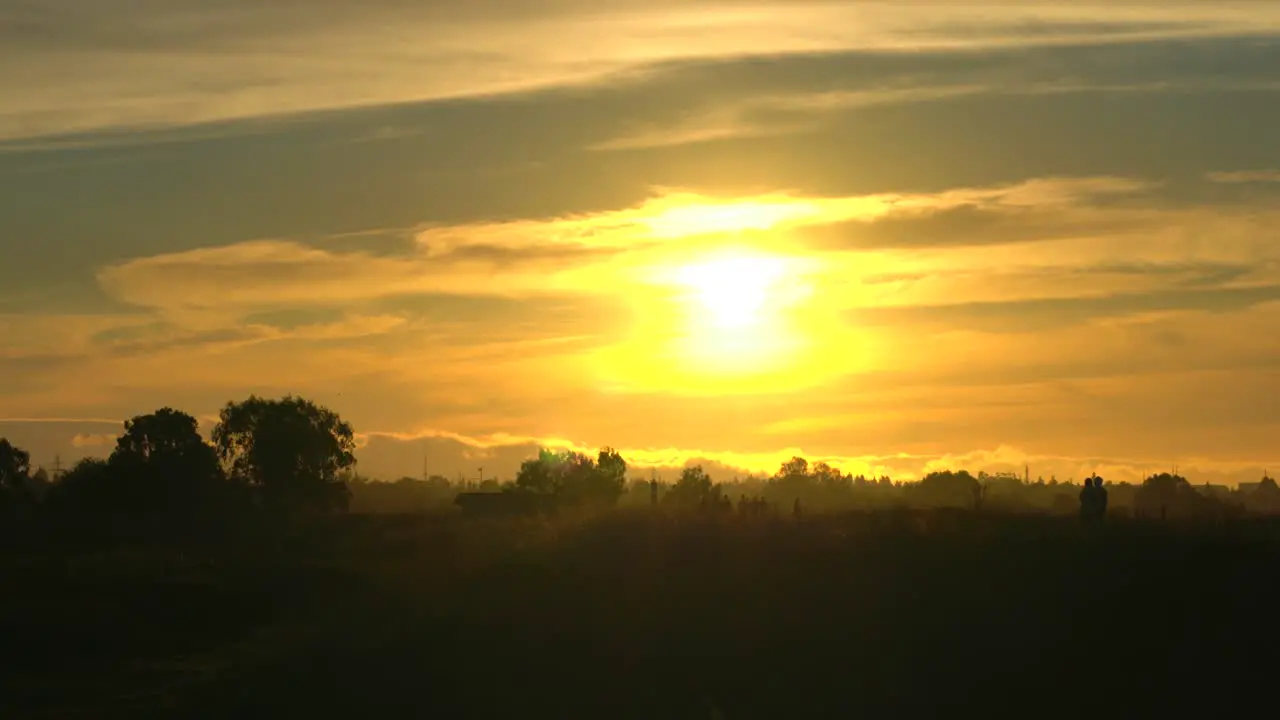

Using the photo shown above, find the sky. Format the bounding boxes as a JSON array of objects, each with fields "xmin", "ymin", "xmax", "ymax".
[{"xmin": 3, "ymin": 1, "xmax": 1280, "ymax": 485}]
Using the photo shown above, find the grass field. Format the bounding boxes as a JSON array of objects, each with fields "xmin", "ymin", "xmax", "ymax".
[{"xmin": 4, "ymin": 509, "xmax": 1278, "ymax": 718}]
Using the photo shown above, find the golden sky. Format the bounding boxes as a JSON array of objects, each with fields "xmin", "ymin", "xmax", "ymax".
[{"xmin": 2, "ymin": 1, "xmax": 1279, "ymax": 484}]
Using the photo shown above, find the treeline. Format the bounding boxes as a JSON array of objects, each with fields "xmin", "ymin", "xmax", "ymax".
[
  {"xmin": 0, "ymin": 396, "xmax": 356, "ymax": 540},
  {"xmin": 351, "ymin": 454, "xmax": 1280, "ymax": 520},
  {"xmin": 4, "ymin": 395, "xmax": 1279, "ymax": 535}
]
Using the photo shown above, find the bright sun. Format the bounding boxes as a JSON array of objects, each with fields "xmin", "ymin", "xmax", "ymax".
[
  {"xmin": 652, "ymin": 251, "xmax": 820, "ymax": 383},
  {"xmin": 584, "ymin": 198, "xmax": 865, "ymax": 395},
  {"xmin": 675, "ymin": 256, "xmax": 788, "ymax": 330}
]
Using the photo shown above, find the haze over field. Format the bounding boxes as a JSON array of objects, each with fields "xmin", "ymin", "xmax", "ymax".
[{"xmin": 3, "ymin": 1, "xmax": 1279, "ymax": 484}]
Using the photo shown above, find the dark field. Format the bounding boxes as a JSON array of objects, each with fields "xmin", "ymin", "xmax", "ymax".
[{"xmin": 4, "ymin": 510, "xmax": 1278, "ymax": 719}]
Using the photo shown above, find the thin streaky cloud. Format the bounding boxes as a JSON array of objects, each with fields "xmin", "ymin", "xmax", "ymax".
[
  {"xmin": 92, "ymin": 177, "xmax": 1164, "ymax": 316},
  {"xmin": 5, "ymin": 1, "xmax": 1280, "ymax": 140},
  {"xmin": 1207, "ymin": 169, "xmax": 1280, "ymax": 184}
]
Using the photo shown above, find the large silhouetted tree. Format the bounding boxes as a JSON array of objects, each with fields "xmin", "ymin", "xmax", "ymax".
[
  {"xmin": 913, "ymin": 470, "xmax": 981, "ymax": 509},
  {"xmin": 564, "ymin": 451, "xmax": 624, "ymax": 508},
  {"xmin": 664, "ymin": 465, "xmax": 720, "ymax": 509},
  {"xmin": 1247, "ymin": 475, "xmax": 1280, "ymax": 514},
  {"xmin": 1135, "ymin": 473, "xmax": 1193, "ymax": 518},
  {"xmin": 515, "ymin": 448, "xmax": 563, "ymax": 495},
  {"xmin": 594, "ymin": 447, "xmax": 628, "ymax": 500},
  {"xmin": 513, "ymin": 447, "xmax": 628, "ymax": 508},
  {"xmin": 0, "ymin": 438, "xmax": 32, "ymax": 507},
  {"xmin": 776, "ymin": 457, "xmax": 810, "ymax": 482},
  {"xmin": 108, "ymin": 408, "xmax": 228, "ymax": 517},
  {"xmin": 810, "ymin": 462, "xmax": 848, "ymax": 489},
  {"xmin": 212, "ymin": 395, "xmax": 355, "ymax": 513}
]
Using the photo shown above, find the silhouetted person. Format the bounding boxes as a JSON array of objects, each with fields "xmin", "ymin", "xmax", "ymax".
[
  {"xmin": 793, "ymin": 497, "xmax": 802, "ymax": 521},
  {"xmin": 1079, "ymin": 477, "xmax": 1095, "ymax": 525},
  {"xmin": 1093, "ymin": 476, "xmax": 1108, "ymax": 522}
]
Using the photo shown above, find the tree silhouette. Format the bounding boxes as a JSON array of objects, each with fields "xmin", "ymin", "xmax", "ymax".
[
  {"xmin": 596, "ymin": 447, "xmax": 628, "ymax": 496},
  {"xmin": 912, "ymin": 470, "xmax": 981, "ymax": 509},
  {"xmin": 44, "ymin": 457, "xmax": 113, "ymax": 514},
  {"xmin": 212, "ymin": 395, "xmax": 355, "ymax": 513},
  {"xmin": 1134, "ymin": 472, "xmax": 1216, "ymax": 519},
  {"xmin": 514, "ymin": 449, "xmax": 561, "ymax": 495},
  {"xmin": 562, "ymin": 450, "xmax": 625, "ymax": 509},
  {"xmin": 108, "ymin": 408, "xmax": 228, "ymax": 518},
  {"xmin": 776, "ymin": 457, "xmax": 809, "ymax": 482},
  {"xmin": 0, "ymin": 438, "xmax": 32, "ymax": 507},
  {"xmin": 810, "ymin": 462, "xmax": 848, "ymax": 489},
  {"xmin": 1247, "ymin": 475, "xmax": 1280, "ymax": 514},
  {"xmin": 512, "ymin": 447, "xmax": 628, "ymax": 509},
  {"xmin": 514, "ymin": 448, "xmax": 576, "ymax": 491},
  {"xmin": 664, "ymin": 465, "xmax": 721, "ymax": 509},
  {"xmin": 28, "ymin": 467, "xmax": 51, "ymax": 500}
]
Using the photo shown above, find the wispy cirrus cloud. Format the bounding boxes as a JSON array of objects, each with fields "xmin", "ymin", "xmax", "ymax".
[
  {"xmin": 1207, "ymin": 169, "xmax": 1280, "ymax": 184},
  {"xmin": 6, "ymin": 1, "xmax": 1280, "ymax": 141},
  {"xmin": 94, "ymin": 176, "xmax": 1167, "ymax": 317},
  {"xmin": 587, "ymin": 85, "xmax": 987, "ymax": 151}
]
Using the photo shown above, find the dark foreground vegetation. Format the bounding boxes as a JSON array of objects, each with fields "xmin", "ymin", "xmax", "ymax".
[
  {"xmin": 3, "ymin": 397, "xmax": 1279, "ymax": 717},
  {"xmin": 4, "ymin": 510, "xmax": 1280, "ymax": 718}
]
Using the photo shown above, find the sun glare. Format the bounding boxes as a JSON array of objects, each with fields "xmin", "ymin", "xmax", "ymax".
[
  {"xmin": 585, "ymin": 198, "xmax": 871, "ymax": 396},
  {"xmin": 676, "ymin": 255, "xmax": 788, "ymax": 330},
  {"xmin": 640, "ymin": 196, "xmax": 822, "ymax": 240}
]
